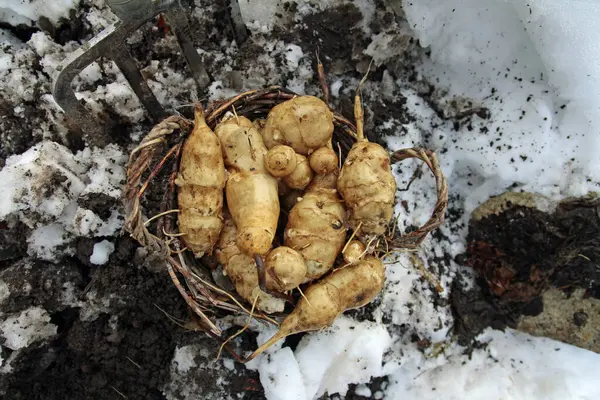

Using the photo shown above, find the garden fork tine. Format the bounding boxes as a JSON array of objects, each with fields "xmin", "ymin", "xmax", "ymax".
[{"xmin": 52, "ymin": 0, "xmax": 210, "ymax": 147}]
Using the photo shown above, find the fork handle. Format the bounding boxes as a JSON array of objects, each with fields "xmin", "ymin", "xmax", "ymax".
[{"xmin": 106, "ymin": 0, "xmax": 178, "ymax": 21}]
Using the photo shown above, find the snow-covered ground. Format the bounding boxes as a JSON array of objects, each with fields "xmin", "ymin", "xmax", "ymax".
[{"xmin": 1, "ymin": 0, "xmax": 600, "ymax": 399}]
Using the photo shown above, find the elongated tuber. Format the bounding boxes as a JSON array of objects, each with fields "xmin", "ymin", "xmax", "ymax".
[
  {"xmin": 215, "ymin": 115, "xmax": 267, "ymax": 173},
  {"xmin": 215, "ymin": 115, "xmax": 280, "ymax": 256},
  {"xmin": 337, "ymin": 91, "xmax": 396, "ymax": 238},
  {"xmin": 265, "ymin": 246, "xmax": 307, "ymax": 292},
  {"xmin": 226, "ymin": 171, "xmax": 279, "ymax": 255},
  {"xmin": 176, "ymin": 105, "xmax": 226, "ymax": 257},
  {"xmin": 216, "ymin": 213, "xmax": 285, "ymax": 314},
  {"xmin": 284, "ymin": 172, "xmax": 346, "ymax": 282},
  {"xmin": 245, "ymin": 256, "xmax": 386, "ymax": 361},
  {"xmin": 261, "ymin": 96, "xmax": 334, "ymax": 155}
]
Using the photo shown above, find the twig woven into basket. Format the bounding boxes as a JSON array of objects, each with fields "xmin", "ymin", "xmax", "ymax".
[{"xmin": 123, "ymin": 86, "xmax": 449, "ymax": 339}]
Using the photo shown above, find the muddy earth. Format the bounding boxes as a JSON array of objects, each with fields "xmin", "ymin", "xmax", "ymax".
[{"xmin": 1, "ymin": 1, "xmax": 597, "ymax": 399}]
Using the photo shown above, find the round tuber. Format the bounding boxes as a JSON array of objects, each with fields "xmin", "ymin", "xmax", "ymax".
[
  {"xmin": 342, "ymin": 240, "xmax": 366, "ymax": 264},
  {"xmin": 282, "ymin": 154, "xmax": 313, "ymax": 191},
  {"xmin": 265, "ymin": 145, "xmax": 297, "ymax": 177},
  {"xmin": 309, "ymin": 146, "xmax": 338, "ymax": 175},
  {"xmin": 265, "ymin": 246, "xmax": 307, "ymax": 292},
  {"xmin": 261, "ymin": 96, "xmax": 334, "ymax": 155}
]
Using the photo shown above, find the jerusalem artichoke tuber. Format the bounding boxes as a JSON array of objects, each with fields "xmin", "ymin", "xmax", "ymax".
[
  {"xmin": 216, "ymin": 213, "xmax": 285, "ymax": 314},
  {"xmin": 215, "ymin": 115, "xmax": 280, "ymax": 256},
  {"xmin": 284, "ymin": 171, "xmax": 346, "ymax": 282},
  {"xmin": 245, "ymin": 256, "xmax": 386, "ymax": 361},
  {"xmin": 176, "ymin": 105, "xmax": 226, "ymax": 257},
  {"xmin": 337, "ymin": 91, "xmax": 396, "ymax": 239},
  {"xmin": 261, "ymin": 96, "xmax": 334, "ymax": 155}
]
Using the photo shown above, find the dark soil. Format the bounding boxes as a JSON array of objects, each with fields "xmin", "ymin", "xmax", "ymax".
[
  {"xmin": 452, "ymin": 195, "xmax": 600, "ymax": 344},
  {"xmin": 0, "ymin": 236, "xmax": 260, "ymax": 399},
  {"xmin": 0, "ymin": 238, "xmax": 180, "ymax": 399}
]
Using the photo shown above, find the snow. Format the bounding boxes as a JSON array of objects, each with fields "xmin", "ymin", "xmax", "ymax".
[
  {"xmin": 354, "ymin": 384, "xmax": 371, "ymax": 398},
  {"xmin": 294, "ymin": 318, "xmax": 391, "ymax": 398},
  {"xmin": 0, "ymin": 141, "xmax": 126, "ymax": 261},
  {"xmin": 248, "ymin": 317, "xmax": 392, "ymax": 399},
  {"xmin": 0, "ymin": 306, "xmax": 57, "ymax": 350},
  {"xmin": 385, "ymin": 328, "xmax": 600, "ymax": 400},
  {"xmin": 238, "ymin": 0, "xmax": 281, "ymax": 32},
  {"xmin": 0, "ymin": 281, "xmax": 9, "ymax": 305},
  {"xmin": 0, "ymin": 0, "xmax": 78, "ymax": 26},
  {"xmin": 398, "ymin": 0, "xmax": 600, "ymax": 213},
  {"xmin": 90, "ymin": 240, "xmax": 115, "ymax": 265},
  {"xmin": 258, "ymin": 347, "xmax": 307, "ymax": 400},
  {"xmin": 173, "ymin": 346, "xmax": 198, "ymax": 373}
]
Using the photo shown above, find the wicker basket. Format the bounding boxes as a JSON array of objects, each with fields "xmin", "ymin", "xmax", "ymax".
[{"xmin": 123, "ymin": 86, "xmax": 448, "ymax": 354}]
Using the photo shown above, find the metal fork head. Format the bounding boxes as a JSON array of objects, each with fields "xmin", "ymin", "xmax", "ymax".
[
  {"xmin": 107, "ymin": 0, "xmax": 177, "ymax": 21},
  {"xmin": 52, "ymin": 0, "xmax": 209, "ymax": 147}
]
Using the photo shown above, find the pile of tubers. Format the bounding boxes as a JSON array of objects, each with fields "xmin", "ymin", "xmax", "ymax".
[{"xmin": 176, "ymin": 93, "xmax": 396, "ymax": 361}]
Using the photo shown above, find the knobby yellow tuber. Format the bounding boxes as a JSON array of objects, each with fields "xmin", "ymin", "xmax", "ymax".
[
  {"xmin": 337, "ymin": 90, "xmax": 396, "ymax": 239},
  {"xmin": 214, "ymin": 114, "xmax": 267, "ymax": 173},
  {"xmin": 215, "ymin": 115, "xmax": 280, "ymax": 256},
  {"xmin": 309, "ymin": 145, "xmax": 338, "ymax": 175},
  {"xmin": 246, "ymin": 256, "xmax": 386, "ymax": 361},
  {"xmin": 265, "ymin": 145, "xmax": 313, "ymax": 191},
  {"xmin": 216, "ymin": 213, "xmax": 285, "ymax": 314},
  {"xmin": 261, "ymin": 96, "xmax": 334, "ymax": 155},
  {"xmin": 265, "ymin": 145, "xmax": 297, "ymax": 177},
  {"xmin": 176, "ymin": 105, "xmax": 226, "ymax": 257},
  {"xmin": 282, "ymin": 153, "xmax": 313, "ymax": 191},
  {"xmin": 284, "ymin": 171, "xmax": 346, "ymax": 282},
  {"xmin": 264, "ymin": 246, "xmax": 307, "ymax": 292}
]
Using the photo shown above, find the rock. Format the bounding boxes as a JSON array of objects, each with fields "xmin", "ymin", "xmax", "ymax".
[{"xmin": 518, "ymin": 288, "xmax": 600, "ymax": 354}]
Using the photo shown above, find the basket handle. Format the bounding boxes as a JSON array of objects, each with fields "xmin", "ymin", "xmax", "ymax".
[{"xmin": 389, "ymin": 148, "xmax": 449, "ymax": 249}]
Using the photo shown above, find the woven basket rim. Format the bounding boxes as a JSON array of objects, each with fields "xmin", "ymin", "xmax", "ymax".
[{"xmin": 123, "ymin": 85, "xmax": 449, "ymax": 343}]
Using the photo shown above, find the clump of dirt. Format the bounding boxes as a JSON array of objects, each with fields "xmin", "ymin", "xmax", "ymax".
[
  {"xmin": 452, "ymin": 193, "xmax": 600, "ymax": 344},
  {"xmin": 0, "ymin": 220, "xmax": 29, "ymax": 262},
  {"xmin": 0, "ymin": 237, "xmax": 184, "ymax": 399},
  {"xmin": 0, "ymin": 102, "xmax": 42, "ymax": 168},
  {"xmin": 294, "ymin": 3, "xmax": 366, "ymax": 68}
]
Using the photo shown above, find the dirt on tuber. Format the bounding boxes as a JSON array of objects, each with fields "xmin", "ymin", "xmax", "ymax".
[{"xmin": 176, "ymin": 105, "xmax": 226, "ymax": 257}]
